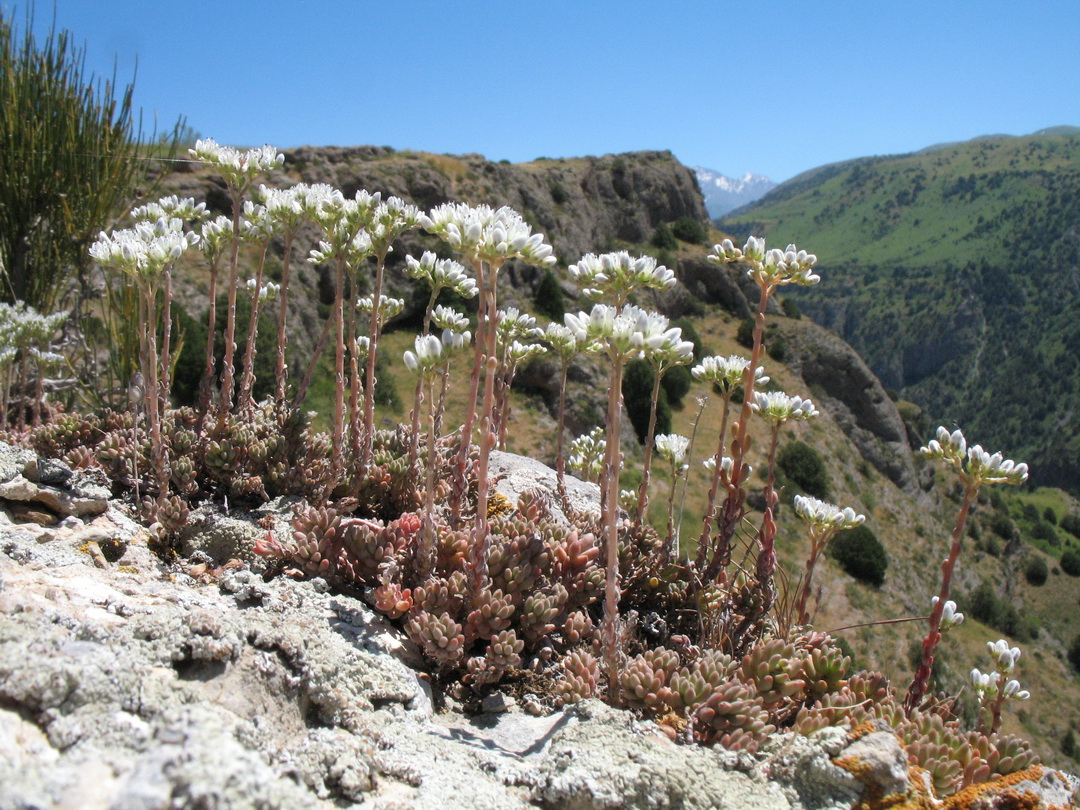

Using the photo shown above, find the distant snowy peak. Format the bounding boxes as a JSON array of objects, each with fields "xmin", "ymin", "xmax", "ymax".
[{"xmin": 693, "ymin": 167, "xmax": 776, "ymax": 219}]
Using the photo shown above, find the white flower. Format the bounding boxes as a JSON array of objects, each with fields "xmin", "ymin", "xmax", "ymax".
[
  {"xmin": 692, "ymin": 354, "xmax": 769, "ymax": 391},
  {"xmin": 403, "ymin": 333, "xmax": 444, "ymax": 373},
  {"xmin": 245, "ymin": 278, "xmax": 279, "ymax": 303},
  {"xmin": 702, "ymin": 455, "xmax": 750, "ymax": 479},
  {"xmin": 1001, "ymin": 679, "xmax": 1030, "ymax": 701},
  {"xmin": 922, "ymin": 426, "xmax": 1028, "ymax": 486},
  {"xmin": 987, "ymin": 639, "xmax": 1022, "ymax": 674},
  {"xmin": 569, "ymin": 251, "xmax": 675, "ymax": 303},
  {"xmin": 971, "ymin": 667, "xmax": 1000, "ymax": 699},
  {"xmin": 431, "ymin": 305, "xmax": 470, "ymax": 334},
  {"xmin": 751, "ymin": 390, "xmax": 819, "ymax": 423},
  {"xmin": 568, "ymin": 426, "xmax": 606, "ymax": 482},
  {"xmin": 190, "ymin": 138, "xmax": 284, "ymax": 191},
  {"xmin": 655, "ymin": 433, "xmax": 690, "ymax": 468},
  {"xmin": 931, "ymin": 596, "xmax": 965, "ymax": 631},
  {"xmin": 507, "ymin": 340, "xmax": 546, "ymax": 364},
  {"xmin": 709, "ymin": 237, "xmax": 818, "ymax": 288},
  {"xmin": 793, "ymin": 495, "xmax": 865, "ymax": 532},
  {"xmin": 496, "ymin": 307, "xmax": 543, "ymax": 345},
  {"xmin": 199, "ymin": 215, "xmax": 234, "ymax": 261},
  {"xmin": 357, "ymin": 295, "xmax": 404, "ymax": 325},
  {"xmin": 90, "ymin": 218, "xmax": 199, "ymax": 286},
  {"xmin": 404, "ymin": 251, "xmax": 478, "ymax": 299},
  {"xmin": 420, "ymin": 203, "xmax": 555, "ymax": 267},
  {"xmin": 132, "ymin": 195, "xmax": 207, "ymax": 223}
]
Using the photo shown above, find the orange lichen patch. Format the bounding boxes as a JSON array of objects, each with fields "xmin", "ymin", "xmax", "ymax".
[
  {"xmin": 940, "ymin": 766, "xmax": 1069, "ymax": 810},
  {"xmin": 834, "ymin": 754, "xmax": 938, "ymax": 810},
  {"xmin": 848, "ymin": 721, "xmax": 881, "ymax": 743}
]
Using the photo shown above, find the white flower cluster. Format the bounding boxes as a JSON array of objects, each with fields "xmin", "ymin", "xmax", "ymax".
[
  {"xmin": 568, "ymin": 251, "xmax": 675, "ymax": 303},
  {"xmin": 420, "ymin": 203, "xmax": 555, "ymax": 267},
  {"xmin": 496, "ymin": 307, "xmax": 544, "ymax": 346},
  {"xmin": 132, "ymin": 195, "xmax": 207, "ymax": 223},
  {"xmin": 199, "ymin": 215, "xmax": 234, "ymax": 260},
  {"xmin": 692, "ymin": 354, "xmax": 768, "ymax": 391},
  {"xmin": 793, "ymin": 495, "xmax": 865, "ymax": 532},
  {"xmin": 655, "ymin": 433, "xmax": 690, "ymax": 469},
  {"xmin": 0, "ymin": 302, "xmax": 69, "ymax": 366},
  {"xmin": 971, "ymin": 639, "xmax": 1030, "ymax": 702},
  {"xmin": 568, "ymin": 426, "xmax": 606, "ymax": 482},
  {"xmin": 751, "ymin": 390, "xmax": 819, "ymax": 423},
  {"xmin": 90, "ymin": 218, "xmax": 199, "ymax": 286},
  {"xmin": 403, "ymin": 329, "xmax": 471, "ymax": 374},
  {"xmin": 404, "ymin": 251, "xmax": 478, "ymax": 299},
  {"xmin": 638, "ymin": 311, "xmax": 694, "ymax": 368},
  {"xmin": 357, "ymin": 295, "xmax": 404, "ymax": 325},
  {"xmin": 430, "ymin": 305, "xmax": 470, "ymax": 334},
  {"xmin": 702, "ymin": 454, "xmax": 750, "ymax": 479},
  {"xmin": 368, "ymin": 196, "xmax": 422, "ymax": 253},
  {"xmin": 307, "ymin": 189, "xmax": 382, "ymax": 262},
  {"xmin": 921, "ymin": 426, "xmax": 1028, "ymax": 486},
  {"xmin": 190, "ymin": 138, "xmax": 284, "ymax": 191},
  {"xmin": 245, "ymin": 278, "xmax": 279, "ymax": 303},
  {"xmin": 930, "ymin": 596, "xmax": 965, "ymax": 631},
  {"xmin": 708, "ymin": 237, "xmax": 820, "ymax": 288},
  {"xmin": 564, "ymin": 303, "xmax": 679, "ymax": 361}
]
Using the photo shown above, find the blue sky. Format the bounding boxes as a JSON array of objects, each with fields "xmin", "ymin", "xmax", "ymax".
[{"xmin": 8, "ymin": 0, "xmax": 1080, "ymax": 182}]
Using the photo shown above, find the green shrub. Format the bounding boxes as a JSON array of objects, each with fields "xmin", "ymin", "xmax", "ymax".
[
  {"xmin": 766, "ymin": 336, "xmax": 787, "ymax": 362},
  {"xmin": 661, "ymin": 365, "xmax": 692, "ymax": 406},
  {"xmin": 622, "ymin": 359, "xmax": 670, "ymax": 443},
  {"xmin": 988, "ymin": 512, "xmax": 1015, "ymax": 540},
  {"xmin": 549, "ymin": 180, "xmax": 569, "ymax": 205},
  {"xmin": 780, "ymin": 297, "xmax": 802, "ymax": 319},
  {"xmin": 1023, "ymin": 555, "xmax": 1049, "ymax": 586},
  {"xmin": 671, "ymin": 216, "xmax": 708, "ymax": 245},
  {"xmin": 736, "ymin": 317, "xmax": 754, "ymax": 348},
  {"xmin": 828, "ymin": 525, "xmax": 888, "ymax": 587},
  {"xmin": 1069, "ymin": 635, "xmax": 1080, "ymax": 674},
  {"xmin": 1044, "ymin": 507, "xmax": 1058, "ymax": 525},
  {"xmin": 1061, "ymin": 549, "xmax": 1080, "ymax": 577},
  {"xmin": 1062, "ymin": 513, "xmax": 1080, "ymax": 538},
  {"xmin": 1063, "ymin": 728, "xmax": 1077, "ymax": 760},
  {"xmin": 533, "ymin": 268, "xmax": 565, "ymax": 322},
  {"xmin": 964, "ymin": 581, "xmax": 1031, "ymax": 639},
  {"xmin": 778, "ymin": 440, "xmax": 830, "ymax": 499},
  {"xmin": 650, "ymin": 223, "xmax": 677, "ymax": 251},
  {"xmin": 1030, "ymin": 519, "xmax": 1060, "ymax": 546}
]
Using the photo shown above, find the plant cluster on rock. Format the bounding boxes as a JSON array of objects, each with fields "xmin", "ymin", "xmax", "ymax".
[{"xmin": 0, "ymin": 139, "xmax": 1056, "ymax": 802}]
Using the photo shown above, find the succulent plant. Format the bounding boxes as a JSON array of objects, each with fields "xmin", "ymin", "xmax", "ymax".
[{"xmin": 556, "ymin": 650, "xmax": 600, "ymax": 706}]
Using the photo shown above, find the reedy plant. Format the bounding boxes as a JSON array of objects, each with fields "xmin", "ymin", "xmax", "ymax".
[
  {"xmin": 702, "ymin": 238, "xmax": 819, "ymax": 587},
  {"xmin": 419, "ymin": 203, "xmax": 555, "ymax": 594},
  {"xmin": 791, "ymin": 495, "xmax": 865, "ymax": 625},
  {"xmin": 630, "ymin": 313, "xmax": 694, "ymax": 526},
  {"xmin": 402, "ymin": 252, "xmax": 478, "ymax": 481},
  {"xmin": 905, "ymin": 426, "xmax": 1028, "ymax": 713},
  {"xmin": 542, "ymin": 322, "xmax": 594, "ymax": 511},
  {"xmin": 306, "ymin": 188, "xmax": 379, "ymax": 480},
  {"xmin": 357, "ymin": 198, "xmax": 421, "ymax": 479},
  {"xmin": 89, "ymin": 217, "xmax": 198, "ymax": 500},
  {"xmin": 188, "ymin": 138, "xmax": 284, "ymax": 430}
]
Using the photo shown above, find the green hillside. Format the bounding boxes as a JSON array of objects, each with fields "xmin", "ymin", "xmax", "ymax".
[{"xmin": 722, "ymin": 131, "xmax": 1080, "ymax": 492}]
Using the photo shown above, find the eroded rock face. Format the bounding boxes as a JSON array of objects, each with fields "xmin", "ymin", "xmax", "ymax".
[{"xmin": 774, "ymin": 317, "xmax": 919, "ymax": 493}]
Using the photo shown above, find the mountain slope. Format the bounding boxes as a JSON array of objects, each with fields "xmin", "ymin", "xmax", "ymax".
[{"xmin": 721, "ymin": 130, "xmax": 1080, "ymax": 492}]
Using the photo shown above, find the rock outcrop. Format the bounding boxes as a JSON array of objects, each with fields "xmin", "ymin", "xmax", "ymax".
[
  {"xmin": 1, "ymin": 447, "xmax": 1077, "ymax": 809},
  {"xmin": 773, "ymin": 317, "xmax": 919, "ymax": 493}
]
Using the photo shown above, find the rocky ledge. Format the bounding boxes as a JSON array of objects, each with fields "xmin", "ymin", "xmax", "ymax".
[{"xmin": 1, "ymin": 447, "xmax": 1077, "ymax": 809}]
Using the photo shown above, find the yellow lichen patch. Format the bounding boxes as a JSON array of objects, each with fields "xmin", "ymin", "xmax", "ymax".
[
  {"xmin": 940, "ymin": 766, "xmax": 1058, "ymax": 810},
  {"xmin": 833, "ymin": 754, "xmax": 938, "ymax": 810},
  {"xmin": 487, "ymin": 491, "xmax": 513, "ymax": 518}
]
